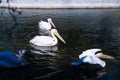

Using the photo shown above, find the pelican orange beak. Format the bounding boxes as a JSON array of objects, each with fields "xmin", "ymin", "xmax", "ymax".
[
  {"xmin": 101, "ymin": 54, "xmax": 114, "ymax": 59},
  {"xmin": 97, "ymin": 53, "xmax": 114, "ymax": 59}
]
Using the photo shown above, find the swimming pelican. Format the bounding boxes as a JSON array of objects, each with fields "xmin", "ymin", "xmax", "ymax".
[
  {"xmin": 0, "ymin": 50, "xmax": 28, "ymax": 68},
  {"xmin": 39, "ymin": 18, "xmax": 56, "ymax": 35},
  {"xmin": 71, "ymin": 49, "xmax": 114, "ymax": 69},
  {"xmin": 30, "ymin": 29, "xmax": 66, "ymax": 46}
]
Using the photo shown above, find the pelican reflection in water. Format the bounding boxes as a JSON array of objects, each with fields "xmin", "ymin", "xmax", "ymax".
[{"xmin": 30, "ymin": 45, "xmax": 58, "ymax": 56}]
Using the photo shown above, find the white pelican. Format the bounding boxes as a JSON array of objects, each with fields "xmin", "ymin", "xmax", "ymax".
[
  {"xmin": 71, "ymin": 49, "xmax": 114, "ymax": 69},
  {"xmin": 39, "ymin": 18, "xmax": 56, "ymax": 35},
  {"xmin": 30, "ymin": 29, "xmax": 66, "ymax": 46}
]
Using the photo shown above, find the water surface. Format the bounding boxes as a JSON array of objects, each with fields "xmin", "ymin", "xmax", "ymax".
[{"xmin": 0, "ymin": 9, "xmax": 120, "ymax": 80}]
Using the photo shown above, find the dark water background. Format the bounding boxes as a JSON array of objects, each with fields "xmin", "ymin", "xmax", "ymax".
[{"xmin": 0, "ymin": 9, "xmax": 120, "ymax": 80}]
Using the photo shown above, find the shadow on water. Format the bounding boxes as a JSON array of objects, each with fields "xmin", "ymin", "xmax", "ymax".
[{"xmin": 0, "ymin": 8, "xmax": 120, "ymax": 80}]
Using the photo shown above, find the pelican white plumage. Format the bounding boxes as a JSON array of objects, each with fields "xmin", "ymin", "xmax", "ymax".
[
  {"xmin": 39, "ymin": 18, "xmax": 56, "ymax": 35},
  {"xmin": 30, "ymin": 29, "xmax": 66, "ymax": 46},
  {"xmin": 71, "ymin": 49, "xmax": 114, "ymax": 69}
]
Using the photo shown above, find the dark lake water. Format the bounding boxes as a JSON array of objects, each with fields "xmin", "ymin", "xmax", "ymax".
[{"xmin": 0, "ymin": 9, "xmax": 120, "ymax": 80}]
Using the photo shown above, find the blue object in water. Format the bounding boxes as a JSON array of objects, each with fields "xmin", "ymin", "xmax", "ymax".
[
  {"xmin": 71, "ymin": 56, "xmax": 86, "ymax": 66},
  {"xmin": 0, "ymin": 50, "xmax": 28, "ymax": 68},
  {"xmin": 71, "ymin": 60, "xmax": 82, "ymax": 66}
]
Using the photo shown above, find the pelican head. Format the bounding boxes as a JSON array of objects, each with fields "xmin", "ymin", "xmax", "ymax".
[
  {"xmin": 79, "ymin": 49, "xmax": 114, "ymax": 59},
  {"xmin": 51, "ymin": 29, "xmax": 66, "ymax": 44},
  {"xmin": 47, "ymin": 18, "xmax": 56, "ymax": 28}
]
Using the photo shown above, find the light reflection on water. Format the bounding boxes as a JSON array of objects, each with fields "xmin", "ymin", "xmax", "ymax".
[{"xmin": 0, "ymin": 9, "xmax": 120, "ymax": 80}]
